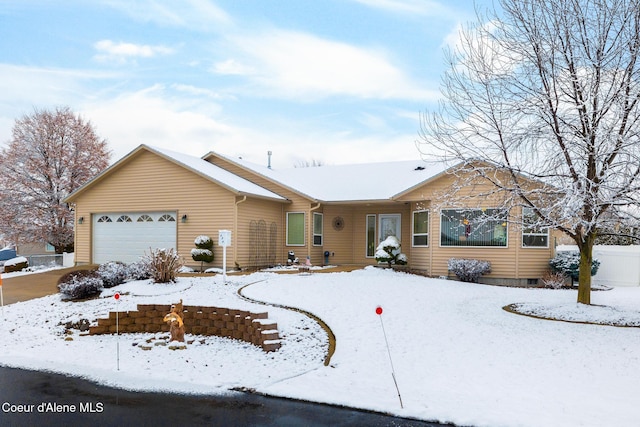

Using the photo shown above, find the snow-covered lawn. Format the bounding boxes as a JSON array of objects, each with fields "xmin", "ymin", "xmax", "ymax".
[{"xmin": 1, "ymin": 266, "xmax": 640, "ymax": 427}]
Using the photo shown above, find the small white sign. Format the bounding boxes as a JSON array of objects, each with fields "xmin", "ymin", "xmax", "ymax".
[{"xmin": 218, "ymin": 230, "xmax": 231, "ymax": 247}]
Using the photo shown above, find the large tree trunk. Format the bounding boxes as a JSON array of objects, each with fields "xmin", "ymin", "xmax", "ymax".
[{"xmin": 576, "ymin": 233, "xmax": 596, "ymax": 305}]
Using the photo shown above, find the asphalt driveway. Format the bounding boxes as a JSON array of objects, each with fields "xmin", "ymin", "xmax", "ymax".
[{"xmin": 1, "ymin": 265, "xmax": 96, "ymax": 305}]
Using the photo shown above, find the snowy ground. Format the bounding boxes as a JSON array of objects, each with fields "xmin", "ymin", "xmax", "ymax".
[{"xmin": 1, "ymin": 266, "xmax": 640, "ymax": 427}]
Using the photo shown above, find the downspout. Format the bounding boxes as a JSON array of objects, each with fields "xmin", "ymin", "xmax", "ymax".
[
  {"xmin": 234, "ymin": 196, "xmax": 247, "ymax": 268},
  {"xmin": 309, "ymin": 203, "xmax": 321, "ymax": 263}
]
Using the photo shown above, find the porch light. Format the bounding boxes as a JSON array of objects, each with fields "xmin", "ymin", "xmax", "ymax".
[
  {"xmin": 181, "ymin": 214, "xmax": 188, "ymax": 223},
  {"xmin": 78, "ymin": 217, "xmax": 84, "ymax": 224}
]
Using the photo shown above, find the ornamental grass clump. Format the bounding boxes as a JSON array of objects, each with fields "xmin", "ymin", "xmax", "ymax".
[
  {"xmin": 144, "ymin": 248, "xmax": 183, "ymax": 283},
  {"xmin": 448, "ymin": 258, "xmax": 491, "ymax": 283},
  {"xmin": 191, "ymin": 235, "xmax": 214, "ymax": 272},
  {"xmin": 57, "ymin": 269, "xmax": 104, "ymax": 300}
]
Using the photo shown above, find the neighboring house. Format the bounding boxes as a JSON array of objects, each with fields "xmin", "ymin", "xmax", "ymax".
[
  {"xmin": 65, "ymin": 145, "xmax": 557, "ymax": 285},
  {"xmin": 15, "ymin": 242, "xmax": 56, "ymax": 257}
]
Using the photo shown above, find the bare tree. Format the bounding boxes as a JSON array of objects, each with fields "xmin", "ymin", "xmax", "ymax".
[
  {"xmin": 418, "ymin": 0, "xmax": 640, "ymax": 304},
  {"xmin": 0, "ymin": 107, "xmax": 110, "ymax": 253}
]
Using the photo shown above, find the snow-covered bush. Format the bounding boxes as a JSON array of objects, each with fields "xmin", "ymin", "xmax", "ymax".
[
  {"xmin": 3, "ymin": 256, "xmax": 28, "ymax": 273},
  {"xmin": 375, "ymin": 236, "xmax": 408, "ymax": 267},
  {"xmin": 127, "ymin": 260, "xmax": 152, "ymax": 281},
  {"xmin": 549, "ymin": 251, "xmax": 600, "ymax": 282},
  {"xmin": 57, "ymin": 269, "xmax": 103, "ymax": 300},
  {"xmin": 144, "ymin": 248, "xmax": 183, "ymax": 283},
  {"xmin": 191, "ymin": 235, "xmax": 214, "ymax": 272},
  {"xmin": 448, "ymin": 258, "xmax": 491, "ymax": 282},
  {"xmin": 97, "ymin": 261, "xmax": 128, "ymax": 288},
  {"xmin": 541, "ymin": 270, "xmax": 567, "ymax": 289}
]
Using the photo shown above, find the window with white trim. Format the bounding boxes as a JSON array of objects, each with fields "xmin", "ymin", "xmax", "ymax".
[
  {"xmin": 313, "ymin": 212, "xmax": 323, "ymax": 246},
  {"xmin": 440, "ymin": 208, "xmax": 508, "ymax": 247},
  {"xmin": 366, "ymin": 214, "xmax": 376, "ymax": 257},
  {"xmin": 286, "ymin": 212, "xmax": 305, "ymax": 246},
  {"xmin": 137, "ymin": 214, "xmax": 153, "ymax": 222},
  {"xmin": 522, "ymin": 207, "xmax": 549, "ymax": 247},
  {"xmin": 412, "ymin": 210, "xmax": 429, "ymax": 246},
  {"xmin": 97, "ymin": 215, "xmax": 112, "ymax": 223}
]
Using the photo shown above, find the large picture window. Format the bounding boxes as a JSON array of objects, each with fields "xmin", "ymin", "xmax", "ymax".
[
  {"xmin": 522, "ymin": 207, "xmax": 549, "ymax": 247},
  {"xmin": 286, "ymin": 212, "xmax": 305, "ymax": 246},
  {"xmin": 412, "ymin": 210, "xmax": 429, "ymax": 246},
  {"xmin": 440, "ymin": 208, "xmax": 508, "ymax": 247},
  {"xmin": 313, "ymin": 212, "xmax": 323, "ymax": 246}
]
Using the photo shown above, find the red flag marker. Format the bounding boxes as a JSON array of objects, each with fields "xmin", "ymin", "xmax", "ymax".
[
  {"xmin": 375, "ymin": 305, "xmax": 403, "ymax": 408},
  {"xmin": 114, "ymin": 292, "xmax": 120, "ymax": 300}
]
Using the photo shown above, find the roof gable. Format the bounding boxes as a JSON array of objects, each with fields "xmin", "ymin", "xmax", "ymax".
[{"xmin": 66, "ymin": 145, "xmax": 287, "ymax": 203}]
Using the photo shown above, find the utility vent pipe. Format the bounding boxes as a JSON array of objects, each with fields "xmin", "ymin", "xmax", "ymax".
[{"xmin": 267, "ymin": 150, "xmax": 272, "ymax": 169}]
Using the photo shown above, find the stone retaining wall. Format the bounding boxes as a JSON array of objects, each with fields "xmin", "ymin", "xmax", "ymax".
[{"xmin": 89, "ymin": 304, "xmax": 281, "ymax": 352}]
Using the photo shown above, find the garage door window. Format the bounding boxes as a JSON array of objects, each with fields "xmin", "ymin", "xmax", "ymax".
[
  {"xmin": 158, "ymin": 214, "xmax": 176, "ymax": 222},
  {"xmin": 137, "ymin": 214, "xmax": 153, "ymax": 222},
  {"xmin": 117, "ymin": 215, "xmax": 132, "ymax": 222},
  {"xmin": 97, "ymin": 215, "xmax": 112, "ymax": 222}
]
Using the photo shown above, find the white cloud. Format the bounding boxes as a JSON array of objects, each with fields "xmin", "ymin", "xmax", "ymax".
[
  {"xmin": 100, "ymin": 0, "xmax": 231, "ymax": 30},
  {"xmin": 222, "ymin": 29, "xmax": 439, "ymax": 102},
  {"xmin": 93, "ymin": 40, "xmax": 175, "ymax": 64},
  {"xmin": 351, "ymin": 0, "xmax": 450, "ymax": 16},
  {"xmin": 211, "ymin": 59, "xmax": 255, "ymax": 76}
]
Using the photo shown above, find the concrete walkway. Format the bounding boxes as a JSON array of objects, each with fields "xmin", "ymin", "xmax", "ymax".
[{"xmin": 1, "ymin": 265, "xmax": 95, "ymax": 305}]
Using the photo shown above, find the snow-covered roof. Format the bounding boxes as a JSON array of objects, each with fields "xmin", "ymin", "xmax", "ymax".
[
  {"xmin": 149, "ymin": 146, "xmax": 286, "ymax": 201},
  {"xmin": 209, "ymin": 153, "xmax": 450, "ymax": 202}
]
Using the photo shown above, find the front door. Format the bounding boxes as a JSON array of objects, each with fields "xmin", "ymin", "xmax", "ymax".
[{"xmin": 379, "ymin": 214, "xmax": 401, "ymax": 242}]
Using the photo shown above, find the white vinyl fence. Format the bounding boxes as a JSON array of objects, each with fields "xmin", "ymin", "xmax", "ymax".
[{"xmin": 557, "ymin": 245, "xmax": 640, "ymax": 287}]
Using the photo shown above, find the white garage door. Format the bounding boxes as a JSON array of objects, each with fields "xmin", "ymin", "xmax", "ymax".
[{"xmin": 93, "ymin": 212, "xmax": 177, "ymax": 264}]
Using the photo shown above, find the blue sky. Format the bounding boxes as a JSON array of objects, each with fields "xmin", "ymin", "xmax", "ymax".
[{"xmin": 0, "ymin": 0, "xmax": 491, "ymax": 167}]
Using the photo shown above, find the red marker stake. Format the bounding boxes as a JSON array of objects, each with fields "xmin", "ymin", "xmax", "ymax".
[
  {"xmin": 376, "ymin": 306, "xmax": 403, "ymax": 408},
  {"xmin": 114, "ymin": 293, "xmax": 120, "ymax": 371}
]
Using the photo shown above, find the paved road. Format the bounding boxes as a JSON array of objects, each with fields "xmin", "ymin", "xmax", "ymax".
[{"xmin": 0, "ymin": 367, "xmax": 443, "ymax": 427}]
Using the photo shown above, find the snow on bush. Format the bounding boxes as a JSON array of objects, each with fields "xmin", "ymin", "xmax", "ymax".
[
  {"xmin": 143, "ymin": 248, "xmax": 183, "ymax": 283},
  {"xmin": 375, "ymin": 236, "xmax": 408, "ymax": 267},
  {"xmin": 191, "ymin": 235, "xmax": 214, "ymax": 272},
  {"xmin": 97, "ymin": 261, "xmax": 129, "ymax": 288},
  {"xmin": 549, "ymin": 251, "xmax": 600, "ymax": 281},
  {"xmin": 3, "ymin": 256, "xmax": 29, "ymax": 273},
  {"xmin": 127, "ymin": 260, "xmax": 152, "ymax": 281},
  {"xmin": 541, "ymin": 270, "xmax": 567, "ymax": 289},
  {"xmin": 448, "ymin": 258, "xmax": 491, "ymax": 282},
  {"xmin": 57, "ymin": 269, "xmax": 104, "ymax": 300}
]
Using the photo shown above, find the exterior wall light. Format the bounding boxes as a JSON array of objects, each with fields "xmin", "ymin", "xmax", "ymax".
[
  {"xmin": 181, "ymin": 214, "xmax": 188, "ymax": 223},
  {"xmin": 78, "ymin": 217, "xmax": 84, "ymax": 224}
]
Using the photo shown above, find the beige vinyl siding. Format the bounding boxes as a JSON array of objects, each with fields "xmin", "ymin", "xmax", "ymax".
[
  {"xmin": 399, "ymin": 173, "xmax": 555, "ymax": 280},
  {"xmin": 322, "ymin": 206, "xmax": 355, "ymax": 265},
  {"xmin": 235, "ymin": 197, "xmax": 284, "ymax": 268},
  {"xmin": 72, "ymin": 150, "xmax": 236, "ymax": 267}
]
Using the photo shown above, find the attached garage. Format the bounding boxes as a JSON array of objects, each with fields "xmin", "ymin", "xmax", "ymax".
[{"xmin": 92, "ymin": 211, "xmax": 177, "ymax": 264}]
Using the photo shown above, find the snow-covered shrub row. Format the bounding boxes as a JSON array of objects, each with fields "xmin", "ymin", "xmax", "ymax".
[
  {"xmin": 97, "ymin": 261, "xmax": 129, "ymax": 288},
  {"xmin": 549, "ymin": 251, "xmax": 600, "ymax": 281},
  {"xmin": 57, "ymin": 270, "xmax": 103, "ymax": 300},
  {"xmin": 375, "ymin": 236, "xmax": 408, "ymax": 267},
  {"xmin": 3, "ymin": 256, "xmax": 29, "ymax": 273},
  {"xmin": 448, "ymin": 258, "xmax": 491, "ymax": 282},
  {"xmin": 127, "ymin": 260, "xmax": 152, "ymax": 281}
]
